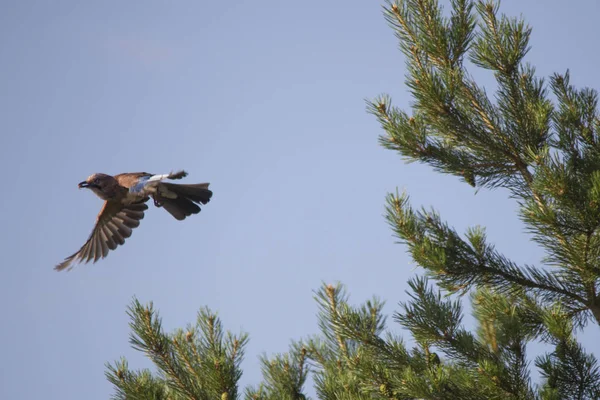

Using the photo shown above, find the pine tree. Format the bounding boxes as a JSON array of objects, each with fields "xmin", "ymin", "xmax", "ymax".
[
  {"xmin": 105, "ymin": 298, "xmax": 310, "ymax": 400},
  {"xmin": 105, "ymin": 298, "xmax": 249, "ymax": 399},
  {"xmin": 106, "ymin": 1, "xmax": 600, "ymax": 398},
  {"xmin": 363, "ymin": 0, "xmax": 600, "ymax": 397}
]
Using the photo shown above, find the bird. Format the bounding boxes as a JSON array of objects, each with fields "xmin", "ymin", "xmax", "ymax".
[{"xmin": 55, "ymin": 170, "xmax": 212, "ymax": 271}]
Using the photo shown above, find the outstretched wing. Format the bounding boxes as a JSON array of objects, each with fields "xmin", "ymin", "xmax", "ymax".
[{"xmin": 55, "ymin": 200, "xmax": 148, "ymax": 271}]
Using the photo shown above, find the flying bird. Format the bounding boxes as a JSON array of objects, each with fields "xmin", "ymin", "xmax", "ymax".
[{"xmin": 55, "ymin": 170, "xmax": 212, "ymax": 271}]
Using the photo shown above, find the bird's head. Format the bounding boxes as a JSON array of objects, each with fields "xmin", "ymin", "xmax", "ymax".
[{"xmin": 79, "ymin": 173, "xmax": 117, "ymax": 200}]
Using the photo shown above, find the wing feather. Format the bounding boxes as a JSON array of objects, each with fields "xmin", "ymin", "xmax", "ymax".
[
  {"xmin": 97, "ymin": 229, "xmax": 110, "ymax": 258},
  {"xmin": 105, "ymin": 222, "xmax": 124, "ymax": 246},
  {"xmin": 55, "ymin": 201, "xmax": 148, "ymax": 271}
]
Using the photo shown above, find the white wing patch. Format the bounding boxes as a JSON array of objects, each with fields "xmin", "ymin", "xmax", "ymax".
[
  {"xmin": 148, "ymin": 174, "xmax": 170, "ymax": 182},
  {"xmin": 129, "ymin": 173, "xmax": 171, "ymax": 195}
]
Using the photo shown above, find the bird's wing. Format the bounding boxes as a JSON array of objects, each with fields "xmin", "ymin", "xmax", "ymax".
[
  {"xmin": 114, "ymin": 172, "xmax": 152, "ymax": 188},
  {"xmin": 55, "ymin": 200, "xmax": 148, "ymax": 271}
]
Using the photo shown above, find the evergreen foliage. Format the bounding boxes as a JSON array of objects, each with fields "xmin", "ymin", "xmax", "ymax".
[{"xmin": 106, "ymin": 1, "xmax": 600, "ymax": 398}]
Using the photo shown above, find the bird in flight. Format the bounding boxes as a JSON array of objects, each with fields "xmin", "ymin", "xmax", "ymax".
[{"xmin": 55, "ymin": 170, "xmax": 212, "ymax": 271}]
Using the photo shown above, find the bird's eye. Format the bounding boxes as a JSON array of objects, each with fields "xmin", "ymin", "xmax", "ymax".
[{"xmin": 94, "ymin": 178, "xmax": 100, "ymax": 184}]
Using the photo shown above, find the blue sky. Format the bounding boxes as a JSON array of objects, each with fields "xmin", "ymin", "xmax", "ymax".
[{"xmin": 1, "ymin": 1, "xmax": 599, "ymax": 398}]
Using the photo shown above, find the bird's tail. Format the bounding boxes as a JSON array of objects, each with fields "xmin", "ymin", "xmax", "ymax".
[{"xmin": 155, "ymin": 182, "xmax": 213, "ymax": 220}]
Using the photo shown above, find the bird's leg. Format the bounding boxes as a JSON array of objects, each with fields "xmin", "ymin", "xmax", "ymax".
[{"xmin": 153, "ymin": 195, "xmax": 163, "ymax": 208}]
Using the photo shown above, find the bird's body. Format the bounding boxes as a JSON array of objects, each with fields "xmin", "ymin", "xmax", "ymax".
[{"xmin": 55, "ymin": 170, "xmax": 212, "ymax": 271}]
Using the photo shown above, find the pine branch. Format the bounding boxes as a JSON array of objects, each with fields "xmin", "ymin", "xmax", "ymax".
[
  {"xmin": 385, "ymin": 192, "xmax": 590, "ymax": 309},
  {"xmin": 127, "ymin": 299, "xmax": 202, "ymax": 399},
  {"xmin": 396, "ymin": 278, "xmax": 535, "ymax": 398},
  {"xmin": 105, "ymin": 358, "xmax": 170, "ymax": 400},
  {"xmin": 250, "ymin": 348, "xmax": 309, "ymax": 400},
  {"xmin": 535, "ymin": 305, "xmax": 600, "ymax": 399},
  {"xmin": 107, "ymin": 298, "xmax": 248, "ymax": 400}
]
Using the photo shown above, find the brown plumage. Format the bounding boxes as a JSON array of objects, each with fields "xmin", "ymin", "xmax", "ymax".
[{"xmin": 55, "ymin": 170, "xmax": 212, "ymax": 271}]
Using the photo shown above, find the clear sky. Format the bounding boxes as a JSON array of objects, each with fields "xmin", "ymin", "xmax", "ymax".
[{"xmin": 1, "ymin": 1, "xmax": 599, "ymax": 398}]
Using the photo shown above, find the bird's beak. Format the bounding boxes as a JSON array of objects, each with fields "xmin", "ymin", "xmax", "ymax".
[{"xmin": 78, "ymin": 181, "xmax": 90, "ymax": 189}]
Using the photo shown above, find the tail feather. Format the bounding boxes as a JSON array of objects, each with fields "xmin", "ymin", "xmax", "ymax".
[
  {"xmin": 155, "ymin": 182, "xmax": 213, "ymax": 220},
  {"xmin": 167, "ymin": 170, "xmax": 188, "ymax": 180},
  {"xmin": 161, "ymin": 197, "xmax": 201, "ymax": 220},
  {"xmin": 162, "ymin": 182, "xmax": 212, "ymax": 204}
]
